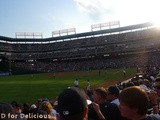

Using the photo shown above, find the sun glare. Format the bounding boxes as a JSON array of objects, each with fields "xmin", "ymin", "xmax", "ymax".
[{"xmin": 153, "ymin": 19, "xmax": 160, "ymax": 28}]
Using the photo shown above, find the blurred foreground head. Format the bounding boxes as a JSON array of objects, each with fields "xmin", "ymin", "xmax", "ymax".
[
  {"xmin": 0, "ymin": 102, "xmax": 15, "ymax": 120},
  {"xmin": 57, "ymin": 87, "xmax": 88, "ymax": 120},
  {"xmin": 119, "ymin": 86, "xmax": 149, "ymax": 119}
]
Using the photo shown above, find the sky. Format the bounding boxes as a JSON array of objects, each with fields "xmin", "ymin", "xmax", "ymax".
[{"xmin": 0, "ymin": 0, "xmax": 160, "ymax": 38}]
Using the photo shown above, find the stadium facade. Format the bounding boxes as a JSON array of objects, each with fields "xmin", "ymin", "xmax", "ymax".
[{"xmin": 0, "ymin": 22, "xmax": 160, "ymax": 75}]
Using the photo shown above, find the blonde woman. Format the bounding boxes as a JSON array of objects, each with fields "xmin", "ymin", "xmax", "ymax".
[{"xmin": 40, "ymin": 101, "xmax": 56, "ymax": 120}]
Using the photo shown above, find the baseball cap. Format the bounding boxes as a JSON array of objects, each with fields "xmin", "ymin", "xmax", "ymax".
[
  {"xmin": 107, "ymin": 86, "xmax": 119, "ymax": 96},
  {"xmin": 57, "ymin": 87, "xmax": 87, "ymax": 117},
  {"xmin": 10, "ymin": 101, "xmax": 20, "ymax": 108}
]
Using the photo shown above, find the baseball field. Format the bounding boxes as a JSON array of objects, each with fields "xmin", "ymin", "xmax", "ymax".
[{"xmin": 0, "ymin": 68, "xmax": 137, "ymax": 104}]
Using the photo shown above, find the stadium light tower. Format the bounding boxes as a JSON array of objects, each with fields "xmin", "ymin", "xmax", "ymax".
[
  {"xmin": 91, "ymin": 21, "xmax": 120, "ymax": 31},
  {"xmin": 15, "ymin": 32, "xmax": 43, "ymax": 38},
  {"xmin": 52, "ymin": 28, "xmax": 76, "ymax": 37}
]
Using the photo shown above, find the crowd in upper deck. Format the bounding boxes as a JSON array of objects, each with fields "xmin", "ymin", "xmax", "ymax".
[
  {"xmin": 0, "ymin": 27, "xmax": 160, "ymax": 61},
  {"xmin": 11, "ymin": 52, "xmax": 160, "ymax": 73}
]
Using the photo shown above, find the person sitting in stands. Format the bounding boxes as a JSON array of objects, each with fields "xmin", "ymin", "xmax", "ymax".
[
  {"xmin": 119, "ymin": 86, "xmax": 160, "ymax": 120},
  {"xmin": 0, "ymin": 102, "xmax": 15, "ymax": 120},
  {"xmin": 11, "ymin": 101, "xmax": 27, "ymax": 120},
  {"xmin": 88, "ymin": 87, "xmax": 123, "ymax": 120},
  {"xmin": 57, "ymin": 87, "xmax": 105, "ymax": 120},
  {"xmin": 106, "ymin": 85, "xmax": 120, "ymax": 106},
  {"xmin": 39, "ymin": 101, "xmax": 56, "ymax": 120},
  {"xmin": 151, "ymin": 77, "xmax": 160, "ymax": 114}
]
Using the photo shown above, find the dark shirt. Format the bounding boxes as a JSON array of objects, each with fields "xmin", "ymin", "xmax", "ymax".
[{"xmin": 88, "ymin": 101, "xmax": 123, "ymax": 120}]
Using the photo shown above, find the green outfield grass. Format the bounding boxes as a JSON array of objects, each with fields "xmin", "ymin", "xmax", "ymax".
[{"xmin": 0, "ymin": 68, "xmax": 137, "ymax": 104}]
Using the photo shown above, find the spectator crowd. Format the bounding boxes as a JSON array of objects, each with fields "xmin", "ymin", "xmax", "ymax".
[
  {"xmin": 1, "ymin": 65, "xmax": 160, "ymax": 120},
  {"xmin": 1, "ymin": 24, "xmax": 160, "ymax": 120}
]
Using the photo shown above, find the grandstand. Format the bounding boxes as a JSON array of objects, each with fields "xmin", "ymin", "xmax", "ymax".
[{"xmin": 0, "ymin": 22, "xmax": 160, "ymax": 75}]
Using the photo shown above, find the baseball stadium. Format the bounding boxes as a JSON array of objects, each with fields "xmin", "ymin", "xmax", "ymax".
[{"xmin": 0, "ymin": 21, "xmax": 160, "ymax": 107}]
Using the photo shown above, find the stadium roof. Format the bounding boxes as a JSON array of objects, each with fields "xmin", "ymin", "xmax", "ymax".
[{"xmin": 0, "ymin": 22, "xmax": 153, "ymax": 43}]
